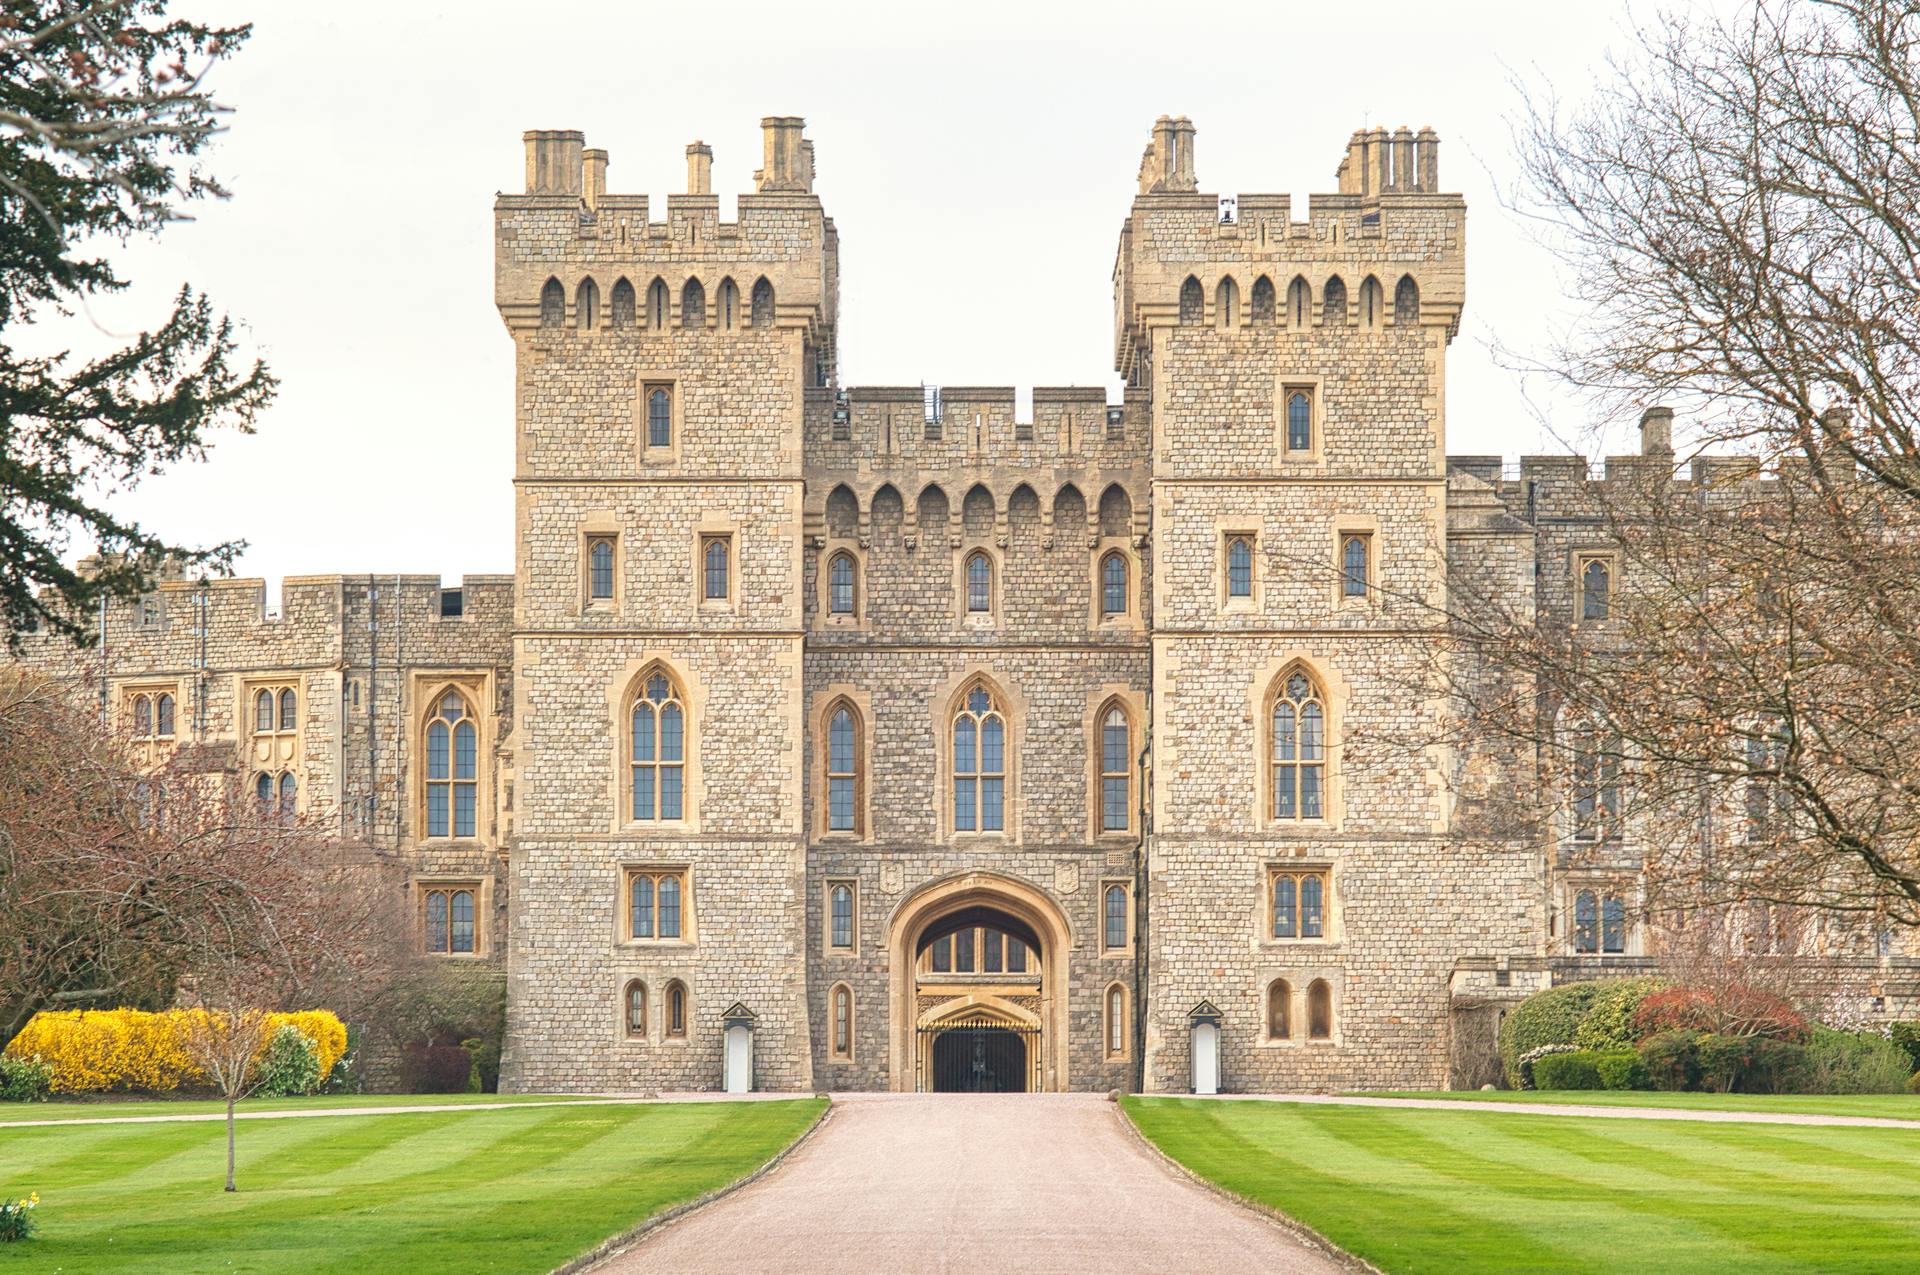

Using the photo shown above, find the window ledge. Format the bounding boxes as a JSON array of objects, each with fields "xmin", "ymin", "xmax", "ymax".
[{"xmin": 618, "ymin": 938, "xmax": 696, "ymax": 949}]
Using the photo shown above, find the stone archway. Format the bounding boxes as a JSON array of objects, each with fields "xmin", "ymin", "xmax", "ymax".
[{"xmin": 886, "ymin": 871, "xmax": 1073, "ymax": 1092}]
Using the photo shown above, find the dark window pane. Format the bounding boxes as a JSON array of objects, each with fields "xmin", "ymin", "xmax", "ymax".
[
  {"xmin": 451, "ymin": 890, "xmax": 475, "ymax": 953},
  {"xmin": 659, "ymin": 876, "xmax": 681, "ymax": 938},
  {"xmin": 1228, "ymin": 538, "xmax": 1252, "ymax": 596},
  {"xmin": 1302, "ymin": 875, "xmax": 1324, "ymax": 937},
  {"xmin": 1274, "ymin": 876, "xmax": 1297, "ymax": 938},
  {"xmin": 631, "ymin": 875, "xmax": 654, "ymax": 938},
  {"xmin": 427, "ymin": 891, "xmax": 448, "ymax": 953},
  {"xmin": 1574, "ymin": 890, "xmax": 1599, "ymax": 953}
]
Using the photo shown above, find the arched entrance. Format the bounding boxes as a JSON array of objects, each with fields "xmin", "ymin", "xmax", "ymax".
[{"xmin": 887, "ymin": 872, "xmax": 1073, "ymax": 1092}]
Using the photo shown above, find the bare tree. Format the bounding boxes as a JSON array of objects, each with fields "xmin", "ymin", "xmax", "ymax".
[
  {"xmin": 173, "ymin": 1001, "xmax": 272, "ymax": 1192},
  {"xmin": 1422, "ymin": 0, "xmax": 1920, "ymax": 933}
]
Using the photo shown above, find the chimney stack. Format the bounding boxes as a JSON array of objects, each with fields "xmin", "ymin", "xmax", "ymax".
[
  {"xmin": 1391, "ymin": 127, "xmax": 1414, "ymax": 192},
  {"xmin": 686, "ymin": 141, "xmax": 712, "ymax": 195},
  {"xmin": 582, "ymin": 147, "xmax": 607, "ymax": 208},
  {"xmin": 1366, "ymin": 127, "xmax": 1390, "ymax": 197},
  {"xmin": 1416, "ymin": 126, "xmax": 1440, "ymax": 191},
  {"xmin": 755, "ymin": 117, "xmax": 810, "ymax": 192},
  {"xmin": 1639, "ymin": 406, "xmax": 1675, "ymax": 457},
  {"xmin": 1171, "ymin": 116, "xmax": 1197, "ymax": 191},
  {"xmin": 1339, "ymin": 130, "xmax": 1366, "ymax": 194},
  {"xmin": 523, "ymin": 129, "xmax": 585, "ymax": 196}
]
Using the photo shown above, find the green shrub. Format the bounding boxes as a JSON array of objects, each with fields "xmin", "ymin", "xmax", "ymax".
[
  {"xmin": 1532, "ymin": 1050, "xmax": 1606, "ymax": 1090},
  {"xmin": 1696, "ymin": 1034, "xmax": 1754, "ymax": 1092},
  {"xmin": 1888, "ymin": 1022, "xmax": 1920, "ymax": 1075},
  {"xmin": 1572, "ymin": 978, "xmax": 1664, "ymax": 1052},
  {"xmin": 1595, "ymin": 1051, "xmax": 1650, "ymax": 1090},
  {"xmin": 460, "ymin": 1037, "xmax": 500, "ymax": 1094},
  {"xmin": 1804, "ymin": 1028, "xmax": 1913, "ymax": 1095},
  {"xmin": 1908, "ymin": 1070, "xmax": 1920, "ymax": 1095},
  {"xmin": 1498, "ymin": 982, "xmax": 1604, "ymax": 1088},
  {"xmin": 1638, "ymin": 1030, "xmax": 1702, "ymax": 1091},
  {"xmin": 0, "ymin": 1054, "xmax": 52, "ymax": 1103},
  {"xmin": 1745, "ymin": 1039, "xmax": 1811, "ymax": 1094},
  {"xmin": 254, "ymin": 1024, "xmax": 322, "ymax": 1098}
]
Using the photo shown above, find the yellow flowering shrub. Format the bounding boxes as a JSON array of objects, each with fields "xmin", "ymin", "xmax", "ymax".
[{"xmin": 3, "ymin": 1008, "xmax": 348, "ymax": 1095}]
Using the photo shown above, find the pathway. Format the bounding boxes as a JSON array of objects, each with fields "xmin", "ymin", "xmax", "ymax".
[{"xmin": 596, "ymin": 1092, "xmax": 1346, "ymax": 1275}]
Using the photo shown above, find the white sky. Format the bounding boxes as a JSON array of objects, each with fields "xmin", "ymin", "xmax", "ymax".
[{"xmin": 40, "ymin": 0, "xmax": 1684, "ymax": 591}]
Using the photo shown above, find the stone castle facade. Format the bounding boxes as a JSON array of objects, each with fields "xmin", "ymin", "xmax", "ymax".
[{"xmin": 14, "ymin": 116, "xmax": 1914, "ymax": 1093}]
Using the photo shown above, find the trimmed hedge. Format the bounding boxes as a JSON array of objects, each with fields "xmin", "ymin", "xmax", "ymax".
[
  {"xmin": 3, "ymin": 1009, "xmax": 347, "ymax": 1095},
  {"xmin": 1571, "ymin": 978, "xmax": 1662, "ymax": 1052},
  {"xmin": 1803, "ymin": 1028, "xmax": 1912, "ymax": 1094},
  {"xmin": 1498, "ymin": 982, "xmax": 1603, "ymax": 1089},
  {"xmin": 1595, "ymin": 1051, "xmax": 1650, "ymax": 1090},
  {"xmin": 1532, "ymin": 1051, "xmax": 1604, "ymax": 1090}
]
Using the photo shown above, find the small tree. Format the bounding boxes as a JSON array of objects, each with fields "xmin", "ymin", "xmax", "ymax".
[{"xmin": 173, "ymin": 1001, "xmax": 271, "ymax": 1192}]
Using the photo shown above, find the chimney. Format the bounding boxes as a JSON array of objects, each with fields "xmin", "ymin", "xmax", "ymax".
[
  {"xmin": 1339, "ymin": 130, "xmax": 1366, "ymax": 195},
  {"xmin": 1639, "ymin": 406, "xmax": 1675, "ymax": 457},
  {"xmin": 582, "ymin": 148, "xmax": 608, "ymax": 208},
  {"xmin": 1416, "ymin": 127, "xmax": 1440, "ymax": 192},
  {"xmin": 1171, "ymin": 116, "xmax": 1197, "ymax": 191},
  {"xmin": 799, "ymin": 139, "xmax": 816, "ymax": 190},
  {"xmin": 522, "ymin": 129, "xmax": 585, "ymax": 196},
  {"xmin": 755, "ymin": 117, "xmax": 809, "ymax": 192},
  {"xmin": 1366, "ymin": 127, "xmax": 1390, "ymax": 197},
  {"xmin": 686, "ymin": 141, "xmax": 712, "ymax": 195},
  {"xmin": 1391, "ymin": 127, "xmax": 1414, "ymax": 192},
  {"xmin": 1148, "ymin": 116, "xmax": 1177, "ymax": 193}
]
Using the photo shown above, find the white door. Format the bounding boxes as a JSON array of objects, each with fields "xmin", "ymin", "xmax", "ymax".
[
  {"xmin": 724, "ymin": 1024, "xmax": 753, "ymax": 1094},
  {"xmin": 1191, "ymin": 1021, "xmax": 1219, "ymax": 1095}
]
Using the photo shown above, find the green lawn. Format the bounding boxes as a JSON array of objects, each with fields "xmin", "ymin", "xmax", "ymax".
[
  {"xmin": 1124, "ymin": 1096, "xmax": 1920, "ymax": 1274},
  {"xmin": 0, "ymin": 1098, "xmax": 826, "ymax": 1273},
  {"xmin": 0, "ymin": 1092, "xmax": 603, "ymax": 1123},
  {"xmin": 1357, "ymin": 1090, "xmax": 1920, "ymax": 1122}
]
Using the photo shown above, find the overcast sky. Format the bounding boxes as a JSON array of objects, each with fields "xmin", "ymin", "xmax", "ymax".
[{"xmin": 41, "ymin": 0, "xmax": 1695, "ymax": 593}]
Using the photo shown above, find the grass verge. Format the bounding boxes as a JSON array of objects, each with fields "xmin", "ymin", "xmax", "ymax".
[
  {"xmin": 0, "ymin": 1098, "xmax": 825, "ymax": 1273},
  {"xmin": 1123, "ymin": 1095, "xmax": 1920, "ymax": 1274}
]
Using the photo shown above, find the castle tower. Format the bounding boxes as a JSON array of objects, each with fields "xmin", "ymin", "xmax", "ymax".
[
  {"xmin": 496, "ymin": 122, "xmax": 838, "ymax": 1090},
  {"xmin": 1114, "ymin": 120, "xmax": 1518, "ymax": 1091}
]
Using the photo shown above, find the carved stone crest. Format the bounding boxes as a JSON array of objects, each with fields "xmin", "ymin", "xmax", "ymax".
[
  {"xmin": 1054, "ymin": 860, "xmax": 1081, "ymax": 896},
  {"xmin": 880, "ymin": 861, "xmax": 904, "ymax": 894}
]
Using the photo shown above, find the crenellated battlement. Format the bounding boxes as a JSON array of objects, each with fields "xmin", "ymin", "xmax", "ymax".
[
  {"xmin": 495, "ymin": 117, "xmax": 839, "ymax": 378},
  {"xmin": 1113, "ymin": 117, "xmax": 1467, "ymax": 382}
]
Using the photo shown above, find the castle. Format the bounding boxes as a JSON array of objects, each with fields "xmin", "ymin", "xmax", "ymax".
[{"xmin": 14, "ymin": 117, "xmax": 1913, "ymax": 1093}]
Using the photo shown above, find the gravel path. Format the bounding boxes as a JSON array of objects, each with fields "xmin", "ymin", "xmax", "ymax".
[{"xmin": 598, "ymin": 1093, "xmax": 1346, "ymax": 1275}]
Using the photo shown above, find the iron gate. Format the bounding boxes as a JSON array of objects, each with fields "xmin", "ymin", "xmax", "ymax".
[{"xmin": 920, "ymin": 1017, "xmax": 1040, "ymax": 1092}]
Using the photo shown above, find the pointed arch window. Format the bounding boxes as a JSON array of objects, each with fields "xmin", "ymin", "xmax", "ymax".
[
  {"xmin": 1341, "ymin": 534, "xmax": 1371, "ymax": 597},
  {"xmin": 610, "ymin": 277, "xmax": 636, "ymax": 327},
  {"xmin": 1179, "ymin": 275, "xmax": 1203, "ymax": 324},
  {"xmin": 1322, "ymin": 276, "xmax": 1347, "ymax": 327},
  {"xmin": 1267, "ymin": 980, "xmax": 1292, "ymax": 1040},
  {"xmin": 254, "ymin": 771, "xmax": 274, "ymax": 814},
  {"xmin": 826, "ymin": 705, "xmax": 860, "ymax": 833},
  {"xmin": 254, "ymin": 689, "xmax": 274, "ymax": 734},
  {"xmin": 646, "ymin": 278, "xmax": 669, "ymax": 328},
  {"xmin": 1358, "ymin": 276, "xmax": 1382, "ymax": 329},
  {"xmin": 1286, "ymin": 389, "xmax": 1314, "ymax": 452},
  {"xmin": 624, "ymin": 980, "xmax": 648, "ymax": 1037},
  {"xmin": 830, "ymin": 983, "xmax": 853, "ymax": 1059},
  {"xmin": 680, "ymin": 278, "xmax": 705, "ymax": 328},
  {"xmin": 1250, "ymin": 275, "xmax": 1276, "ymax": 325},
  {"xmin": 1215, "ymin": 276, "xmax": 1239, "ymax": 329},
  {"xmin": 702, "ymin": 536, "xmax": 731, "ymax": 601},
  {"xmin": 588, "ymin": 536, "xmax": 616, "ymax": 601},
  {"xmin": 278, "ymin": 689, "xmax": 296, "ymax": 731},
  {"xmin": 1228, "ymin": 535, "xmax": 1254, "ymax": 598},
  {"xmin": 1571, "ymin": 724, "xmax": 1620, "ymax": 843},
  {"xmin": 665, "ymin": 980, "xmax": 688, "ymax": 1038},
  {"xmin": 133, "ymin": 693, "xmax": 153, "ymax": 737},
  {"xmin": 716, "ymin": 278, "xmax": 739, "ymax": 331},
  {"xmin": 576, "ymin": 277, "xmax": 599, "ymax": 330},
  {"xmin": 1270, "ymin": 670, "xmax": 1327, "ymax": 821},
  {"xmin": 751, "ymin": 277, "xmax": 775, "ymax": 327},
  {"xmin": 278, "ymin": 772, "xmax": 296, "ymax": 821},
  {"xmin": 1394, "ymin": 274, "xmax": 1420, "ymax": 325},
  {"xmin": 630, "ymin": 672, "xmax": 687, "ymax": 822},
  {"xmin": 423, "ymin": 887, "xmax": 476, "ymax": 955},
  {"xmin": 1103, "ymin": 882, "xmax": 1130, "ymax": 951},
  {"xmin": 646, "ymin": 385, "xmax": 672, "ymax": 448},
  {"xmin": 1580, "ymin": 556, "xmax": 1612, "ymax": 621},
  {"xmin": 1573, "ymin": 889, "xmax": 1627, "ymax": 955},
  {"xmin": 1105, "ymin": 984, "xmax": 1128, "ymax": 1059},
  {"xmin": 425, "ymin": 691, "xmax": 478, "ymax": 839},
  {"xmin": 828, "ymin": 551, "xmax": 857, "ymax": 616},
  {"xmin": 1271, "ymin": 869, "xmax": 1328, "ymax": 938},
  {"xmin": 1101, "ymin": 705, "xmax": 1131, "ymax": 832},
  {"xmin": 965, "ymin": 552, "xmax": 993, "ymax": 614},
  {"xmin": 539, "ymin": 277, "xmax": 564, "ymax": 327},
  {"xmin": 1287, "ymin": 276, "xmax": 1310, "ymax": 327},
  {"xmin": 1307, "ymin": 979, "xmax": 1334, "ymax": 1040},
  {"xmin": 1100, "ymin": 551, "xmax": 1129, "ymax": 618},
  {"xmin": 953, "ymin": 681, "xmax": 1007, "ymax": 833}
]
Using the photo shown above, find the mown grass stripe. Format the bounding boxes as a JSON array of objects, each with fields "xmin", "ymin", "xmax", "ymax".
[{"xmin": 1123, "ymin": 1097, "xmax": 1920, "ymax": 1275}]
